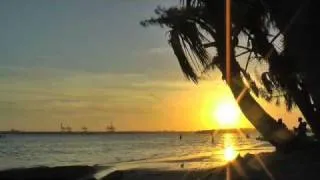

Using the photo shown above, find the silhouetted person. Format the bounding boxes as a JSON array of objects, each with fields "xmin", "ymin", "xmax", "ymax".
[
  {"xmin": 296, "ymin": 117, "xmax": 307, "ymax": 138},
  {"xmin": 179, "ymin": 134, "xmax": 182, "ymax": 140},
  {"xmin": 211, "ymin": 133, "xmax": 214, "ymax": 144},
  {"xmin": 180, "ymin": 163, "xmax": 184, "ymax": 168},
  {"xmin": 277, "ymin": 118, "xmax": 287, "ymax": 129}
]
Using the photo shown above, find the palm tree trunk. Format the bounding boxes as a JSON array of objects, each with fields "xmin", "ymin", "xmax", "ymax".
[
  {"xmin": 211, "ymin": 14, "xmax": 295, "ymax": 148},
  {"xmin": 229, "ymin": 68, "xmax": 295, "ymax": 148}
]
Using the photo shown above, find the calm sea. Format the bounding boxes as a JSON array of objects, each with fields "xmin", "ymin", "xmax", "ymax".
[{"xmin": 0, "ymin": 132, "xmax": 274, "ymax": 171}]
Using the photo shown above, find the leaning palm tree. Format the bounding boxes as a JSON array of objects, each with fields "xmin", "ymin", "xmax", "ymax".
[
  {"xmin": 232, "ymin": 0, "xmax": 320, "ymax": 140},
  {"xmin": 142, "ymin": 0, "xmax": 320, "ymax": 144},
  {"xmin": 221, "ymin": 0, "xmax": 320, "ymax": 139},
  {"xmin": 141, "ymin": 4, "xmax": 295, "ymax": 150}
]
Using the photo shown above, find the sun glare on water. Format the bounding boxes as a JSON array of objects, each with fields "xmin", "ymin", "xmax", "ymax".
[
  {"xmin": 224, "ymin": 146, "xmax": 237, "ymax": 161},
  {"xmin": 222, "ymin": 133, "xmax": 239, "ymax": 162}
]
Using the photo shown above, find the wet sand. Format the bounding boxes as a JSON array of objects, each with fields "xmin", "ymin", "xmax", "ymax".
[
  {"xmin": 2, "ymin": 146, "xmax": 320, "ymax": 180},
  {"xmin": 104, "ymin": 147, "xmax": 320, "ymax": 180}
]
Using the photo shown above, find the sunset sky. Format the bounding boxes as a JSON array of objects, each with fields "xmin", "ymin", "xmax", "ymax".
[{"xmin": 0, "ymin": 0, "xmax": 303, "ymax": 131}]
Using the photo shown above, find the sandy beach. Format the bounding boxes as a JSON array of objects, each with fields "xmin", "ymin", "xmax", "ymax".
[
  {"xmin": 2, "ymin": 145, "xmax": 320, "ymax": 180},
  {"xmin": 103, "ymin": 146, "xmax": 320, "ymax": 180}
]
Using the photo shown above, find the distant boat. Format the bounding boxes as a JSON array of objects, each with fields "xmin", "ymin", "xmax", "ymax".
[
  {"xmin": 10, "ymin": 129, "xmax": 20, "ymax": 133},
  {"xmin": 106, "ymin": 122, "xmax": 115, "ymax": 132},
  {"xmin": 60, "ymin": 123, "xmax": 72, "ymax": 133},
  {"xmin": 82, "ymin": 126, "xmax": 88, "ymax": 133},
  {"xmin": 60, "ymin": 123, "xmax": 66, "ymax": 132}
]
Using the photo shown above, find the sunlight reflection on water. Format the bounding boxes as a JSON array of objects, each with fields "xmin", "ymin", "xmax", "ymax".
[
  {"xmin": 224, "ymin": 146, "xmax": 237, "ymax": 161},
  {"xmin": 223, "ymin": 133, "xmax": 238, "ymax": 161}
]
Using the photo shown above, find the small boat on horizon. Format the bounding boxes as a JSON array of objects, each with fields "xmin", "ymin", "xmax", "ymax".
[{"xmin": 106, "ymin": 122, "xmax": 116, "ymax": 132}]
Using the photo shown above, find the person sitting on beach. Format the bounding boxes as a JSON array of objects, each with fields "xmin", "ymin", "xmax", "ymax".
[
  {"xmin": 277, "ymin": 118, "xmax": 287, "ymax": 129},
  {"xmin": 295, "ymin": 117, "xmax": 307, "ymax": 138}
]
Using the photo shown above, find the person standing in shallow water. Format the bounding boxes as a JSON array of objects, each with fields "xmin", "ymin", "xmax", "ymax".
[{"xmin": 211, "ymin": 132, "xmax": 214, "ymax": 144}]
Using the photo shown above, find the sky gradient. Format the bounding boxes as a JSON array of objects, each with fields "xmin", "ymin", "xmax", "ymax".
[{"xmin": 0, "ymin": 0, "xmax": 303, "ymax": 131}]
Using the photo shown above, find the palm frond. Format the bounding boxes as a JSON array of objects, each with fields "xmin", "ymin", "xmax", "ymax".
[
  {"xmin": 169, "ymin": 30, "xmax": 198, "ymax": 82},
  {"xmin": 284, "ymin": 93, "xmax": 295, "ymax": 111},
  {"xmin": 261, "ymin": 72, "xmax": 274, "ymax": 94},
  {"xmin": 141, "ymin": 6, "xmax": 211, "ymax": 82}
]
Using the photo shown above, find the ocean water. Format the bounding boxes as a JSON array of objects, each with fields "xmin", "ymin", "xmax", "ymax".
[{"xmin": 0, "ymin": 132, "xmax": 274, "ymax": 171}]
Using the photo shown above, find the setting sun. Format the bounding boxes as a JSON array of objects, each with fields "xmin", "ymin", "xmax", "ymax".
[{"xmin": 213, "ymin": 102, "xmax": 240, "ymax": 128}]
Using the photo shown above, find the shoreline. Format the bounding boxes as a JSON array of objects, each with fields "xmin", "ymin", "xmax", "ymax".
[
  {"xmin": 2, "ymin": 146, "xmax": 320, "ymax": 180},
  {"xmin": 104, "ymin": 146, "xmax": 320, "ymax": 180}
]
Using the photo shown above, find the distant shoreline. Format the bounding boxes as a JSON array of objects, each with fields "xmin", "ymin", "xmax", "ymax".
[{"xmin": 0, "ymin": 128, "xmax": 256, "ymax": 135}]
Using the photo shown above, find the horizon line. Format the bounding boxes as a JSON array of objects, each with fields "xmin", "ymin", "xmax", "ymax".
[{"xmin": 0, "ymin": 128, "xmax": 257, "ymax": 134}]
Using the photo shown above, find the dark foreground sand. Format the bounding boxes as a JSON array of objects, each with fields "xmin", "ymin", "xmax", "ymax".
[
  {"xmin": 0, "ymin": 165, "xmax": 103, "ymax": 180},
  {"xmin": 104, "ymin": 147, "xmax": 320, "ymax": 180},
  {"xmin": 2, "ymin": 146, "xmax": 320, "ymax": 180}
]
